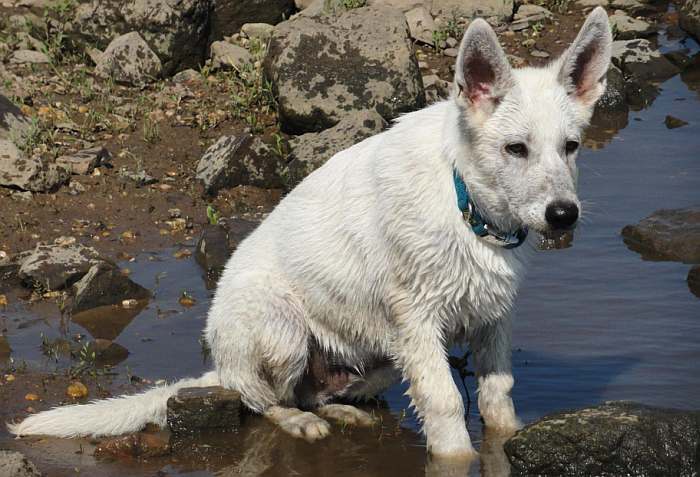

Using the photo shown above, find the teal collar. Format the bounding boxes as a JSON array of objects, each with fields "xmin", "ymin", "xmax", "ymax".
[{"xmin": 453, "ymin": 170, "xmax": 528, "ymax": 249}]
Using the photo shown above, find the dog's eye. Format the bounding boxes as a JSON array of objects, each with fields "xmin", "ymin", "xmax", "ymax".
[
  {"xmin": 505, "ymin": 143, "xmax": 528, "ymax": 158},
  {"xmin": 565, "ymin": 140, "xmax": 579, "ymax": 154}
]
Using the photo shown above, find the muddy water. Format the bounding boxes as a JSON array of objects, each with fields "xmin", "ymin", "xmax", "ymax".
[{"xmin": 3, "ymin": 43, "xmax": 700, "ymax": 477}]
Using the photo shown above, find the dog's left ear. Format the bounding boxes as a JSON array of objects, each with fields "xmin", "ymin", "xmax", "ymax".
[
  {"xmin": 454, "ymin": 18, "xmax": 514, "ymax": 116},
  {"xmin": 557, "ymin": 7, "xmax": 612, "ymax": 107}
]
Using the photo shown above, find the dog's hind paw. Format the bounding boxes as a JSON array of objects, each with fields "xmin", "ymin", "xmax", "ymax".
[{"xmin": 317, "ymin": 404, "xmax": 377, "ymax": 427}]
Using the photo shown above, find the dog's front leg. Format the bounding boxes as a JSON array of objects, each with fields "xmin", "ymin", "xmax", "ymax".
[
  {"xmin": 468, "ymin": 317, "xmax": 521, "ymax": 433},
  {"xmin": 391, "ymin": 298, "xmax": 476, "ymax": 459}
]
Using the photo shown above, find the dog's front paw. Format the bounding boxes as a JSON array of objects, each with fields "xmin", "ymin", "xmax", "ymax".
[
  {"xmin": 317, "ymin": 404, "xmax": 377, "ymax": 427},
  {"xmin": 480, "ymin": 398, "xmax": 522, "ymax": 434},
  {"xmin": 266, "ymin": 407, "xmax": 331, "ymax": 442},
  {"xmin": 428, "ymin": 444, "xmax": 479, "ymax": 462}
]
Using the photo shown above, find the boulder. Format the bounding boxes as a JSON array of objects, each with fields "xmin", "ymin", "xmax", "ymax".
[
  {"xmin": 621, "ymin": 207, "xmax": 700, "ymax": 263},
  {"xmin": 505, "ymin": 401, "xmax": 700, "ymax": 476},
  {"xmin": 209, "ymin": 0, "xmax": 294, "ymax": 43},
  {"xmin": 688, "ymin": 265, "xmax": 700, "ymax": 298},
  {"xmin": 167, "ymin": 386, "xmax": 243, "ymax": 434},
  {"xmin": 18, "ymin": 243, "xmax": 103, "ymax": 290},
  {"xmin": 196, "ymin": 135, "xmax": 284, "ymax": 194},
  {"xmin": 611, "ymin": 39, "xmax": 679, "ymax": 82},
  {"xmin": 680, "ymin": 0, "xmax": 700, "ymax": 41},
  {"xmin": 0, "ymin": 94, "xmax": 31, "ymax": 143},
  {"xmin": 72, "ymin": 262, "xmax": 151, "ymax": 313},
  {"xmin": 595, "ymin": 64, "xmax": 627, "ymax": 113},
  {"xmin": 285, "ymin": 109, "xmax": 386, "ymax": 187},
  {"xmin": 431, "ymin": 0, "xmax": 513, "ymax": 21},
  {"xmin": 405, "ymin": 6, "xmax": 436, "ymax": 45},
  {"xmin": 95, "ymin": 32, "xmax": 162, "ymax": 86},
  {"xmin": 55, "ymin": 146, "xmax": 111, "ymax": 175},
  {"xmin": 0, "ymin": 140, "xmax": 70, "ymax": 192},
  {"xmin": 264, "ymin": 6, "xmax": 425, "ymax": 134},
  {"xmin": 68, "ymin": 0, "xmax": 210, "ymax": 75},
  {"xmin": 209, "ymin": 41, "xmax": 252, "ymax": 71},
  {"xmin": 9, "ymin": 49, "xmax": 50, "ymax": 65},
  {"xmin": 609, "ymin": 10, "xmax": 654, "ymax": 40},
  {"xmin": 0, "ymin": 450, "xmax": 41, "ymax": 477},
  {"xmin": 240, "ymin": 22, "xmax": 275, "ymax": 42}
]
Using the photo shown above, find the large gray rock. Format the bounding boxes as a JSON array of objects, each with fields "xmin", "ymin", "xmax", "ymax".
[
  {"xmin": 55, "ymin": 146, "xmax": 111, "ymax": 175},
  {"xmin": 72, "ymin": 262, "xmax": 151, "ymax": 313},
  {"xmin": 9, "ymin": 49, "xmax": 50, "ymax": 65},
  {"xmin": 95, "ymin": 32, "xmax": 162, "ymax": 86},
  {"xmin": 680, "ymin": 0, "xmax": 700, "ymax": 41},
  {"xmin": 68, "ymin": 0, "xmax": 210, "ymax": 75},
  {"xmin": 431, "ymin": 0, "xmax": 513, "ymax": 21},
  {"xmin": 621, "ymin": 207, "xmax": 700, "ymax": 263},
  {"xmin": 609, "ymin": 10, "xmax": 653, "ymax": 40},
  {"xmin": 209, "ymin": 0, "xmax": 294, "ymax": 43},
  {"xmin": 285, "ymin": 109, "xmax": 386, "ymax": 187},
  {"xmin": 505, "ymin": 401, "xmax": 700, "ymax": 476},
  {"xmin": 405, "ymin": 6, "xmax": 436, "ymax": 45},
  {"xmin": 0, "ymin": 94, "xmax": 31, "ymax": 143},
  {"xmin": 0, "ymin": 450, "xmax": 41, "ymax": 477},
  {"xmin": 0, "ymin": 140, "xmax": 70, "ymax": 192},
  {"xmin": 167, "ymin": 386, "xmax": 243, "ymax": 434},
  {"xmin": 18, "ymin": 243, "xmax": 103, "ymax": 290},
  {"xmin": 196, "ymin": 135, "xmax": 284, "ymax": 194},
  {"xmin": 611, "ymin": 39, "xmax": 679, "ymax": 82},
  {"xmin": 264, "ymin": 6, "xmax": 425, "ymax": 134}
]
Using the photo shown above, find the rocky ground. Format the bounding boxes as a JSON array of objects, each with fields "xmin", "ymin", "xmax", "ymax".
[{"xmin": 1, "ymin": 0, "xmax": 700, "ymax": 474}]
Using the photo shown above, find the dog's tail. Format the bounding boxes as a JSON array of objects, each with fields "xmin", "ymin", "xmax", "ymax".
[{"xmin": 7, "ymin": 371, "xmax": 219, "ymax": 438}]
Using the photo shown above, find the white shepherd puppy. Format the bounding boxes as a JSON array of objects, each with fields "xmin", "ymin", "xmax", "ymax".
[{"xmin": 11, "ymin": 8, "xmax": 612, "ymax": 460}]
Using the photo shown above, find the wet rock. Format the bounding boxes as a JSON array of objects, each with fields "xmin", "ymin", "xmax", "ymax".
[
  {"xmin": 264, "ymin": 6, "xmax": 424, "ymax": 134},
  {"xmin": 55, "ymin": 146, "xmax": 111, "ymax": 175},
  {"xmin": 72, "ymin": 262, "xmax": 151, "ymax": 313},
  {"xmin": 95, "ymin": 431, "xmax": 171, "ymax": 459},
  {"xmin": 680, "ymin": 0, "xmax": 700, "ymax": 41},
  {"xmin": 0, "ymin": 450, "xmax": 41, "ymax": 477},
  {"xmin": 0, "ymin": 140, "xmax": 70, "ymax": 192},
  {"xmin": 196, "ymin": 135, "xmax": 284, "ymax": 195},
  {"xmin": 167, "ymin": 386, "xmax": 243, "ymax": 434},
  {"xmin": 432, "ymin": 0, "xmax": 512, "ymax": 21},
  {"xmin": 611, "ymin": 39, "xmax": 680, "ymax": 82},
  {"xmin": 405, "ymin": 6, "xmax": 436, "ymax": 46},
  {"xmin": 688, "ymin": 265, "xmax": 700, "ymax": 298},
  {"xmin": 610, "ymin": 10, "xmax": 654, "ymax": 40},
  {"xmin": 505, "ymin": 401, "xmax": 700, "ymax": 477},
  {"xmin": 665, "ymin": 115, "xmax": 689, "ymax": 129},
  {"xmin": 9, "ymin": 49, "xmax": 50, "ymax": 65},
  {"xmin": 209, "ymin": 41, "xmax": 252, "ymax": 71},
  {"xmin": 285, "ymin": 109, "xmax": 386, "ymax": 187},
  {"xmin": 209, "ymin": 0, "xmax": 294, "ymax": 44},
  {"xmin": 68, "ymin": 0, "xmax": 210, "ymax": 76},
  {"xmin": 596, "ymin": 65, "xmax": 627, "ymax": 113},
  {"xmin": 621, "ymin": 207, "xmax": 700, "ymax": 263},
  {"xmin": 0, "ymin": 94, "xmax": 31, "ymax": 142},
  {"xmin": 195, "ymin": 224, "xmax": 232, "ymax": 280},
  {"xmin": 95, "ymin": 32, "xmax": 162, "ymax": 86},
  {"xmin": 18, "ymin": 243, "xmax": 102, "ymax": 290},
  {"xmin": 240, "ymin": 22, "xmax": 275, "ymax": 42},
  {"xmin": 0, "ymin": 335, "xmax": 10, "ymax": 360}
]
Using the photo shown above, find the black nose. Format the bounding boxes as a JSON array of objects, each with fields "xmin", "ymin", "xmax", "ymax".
[{"xmin": 545, "ymin": 201, "xmax": 579, "ymax": 230}]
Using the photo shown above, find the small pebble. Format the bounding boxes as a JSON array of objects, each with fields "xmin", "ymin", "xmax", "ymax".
[
  {"xmin": 67, "ymin": 381, "xmax": 89, "ymax": 399},
  {"xmin": 25, "ymin": 393, "xmax": 40, "ymax": 401}
]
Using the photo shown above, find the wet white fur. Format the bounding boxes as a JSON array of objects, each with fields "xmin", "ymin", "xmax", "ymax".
[{"xmin": 9, "ymin": 9, "xmax": 611, "ymax": 458}]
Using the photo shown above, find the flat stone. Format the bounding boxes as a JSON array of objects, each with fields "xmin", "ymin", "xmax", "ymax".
[
  {"xmin": 611, "ymin": 39, "xmax": 679, "ymax": 82},
  {"xmin": 405, "ymin": 6, "xmax": 436, "ymax": 46},
  {"xmin": 611, "ymin": 0, "xmax": 655, "ymax": 15},
  {"xmin": 443, "ymin": 47, "xmax": 458, "ymax": 57},
  {"xmin": 95, "ymin": 32, "xmax": 162, "ymax": 87},
  {"xmin": 576, "ymin": 0, "xmax": 608, "ymax": 6},
  {"xmin": 167, "ymin": 386, "xmax": 243, "ymax": 434},
  {"xmin": 118, "ymin": 168, "xmax": 157, "ymax": 187},
  {"xmin": 680, "ymin": 0, "xmax": 700, "ymax": 41},
  {"xmin": 610, "ymin": 10, "xmax": 654, "ymax": 40},
  {"xmin": 0, "ymin": 94, "xmax": 31, "ymax": 143},
  {"xmin": 210, "ymin": 41, "xmax": 252, "ymax": 71},
  {"xmin": 240, "ymin": 22, "xmax": 275, "ymax": 42},
  {"xmin": 505, "ymin": 401, "xmax": 700, "ymax": 477},
  {"xmin": 530, "ymin": 49, "xmax": 550, "ymax": 58},
  {"xmin": 72, "ymin": 262, "xmax": 151, "ymax": 314},
  {"xmin": 55, "ymin": 146, "xmax": 111, "ymax": 175},
  {"xmin": 264, "ymin": 6, "xmax": 424, "ymax": 134},
  {"xmin": 0, "ymin": 450, "xmax": 41, "ymax": 477},
  {"xmin": 285, "ymin": 109, "xmax": 386, "ymax": 187},
  {"xmin": 18, "ymin": 243, "xmax": 102, "ymax": 291},
  {"xmin": 621, "ymin": 207, "xmax": 700, "ymax": 263},
  {"xmin": 0, "ymin": 140, "xmax": 70, "ymax": 192},
  {"xmin": 9, "ymin": 49, "xmax": 50, "ymax": 65},
  {"xmin": 431, "ymin": 0, "xmax": 513, "ymax": 20}
]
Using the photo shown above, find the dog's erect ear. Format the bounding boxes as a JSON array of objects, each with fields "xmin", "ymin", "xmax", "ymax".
[
  {"xmin": 557, "ymin": 7, "xmax": 612, "ymax": 107},
  {"xmin": 454, "ymin": 18, "xmax": 514, "ymax": 114}
]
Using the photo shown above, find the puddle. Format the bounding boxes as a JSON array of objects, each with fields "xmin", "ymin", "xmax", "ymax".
[{"xmin": 1, "ymin": 31, "xmax": 700, "ymax": 477}]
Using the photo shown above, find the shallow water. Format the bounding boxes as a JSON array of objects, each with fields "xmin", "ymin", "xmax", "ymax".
[{"xmin": 2, "ymin": 39, "xmax": 700, "ymax": 477}]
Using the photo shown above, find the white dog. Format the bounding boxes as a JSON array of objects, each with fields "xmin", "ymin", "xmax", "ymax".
[{"xmin": 11, "ymin": 8, "xmax": 612, "ymax": 459}]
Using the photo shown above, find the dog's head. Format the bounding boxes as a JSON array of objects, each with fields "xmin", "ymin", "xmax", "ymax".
[{"xmin": 452, "ymin": 7, "xmax": 612, "ymax": 235}]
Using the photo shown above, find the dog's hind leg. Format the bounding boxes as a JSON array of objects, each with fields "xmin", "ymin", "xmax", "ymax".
[{"xmin": 468, "ymin": 317, "xmax": 521, "ymax": 433}]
